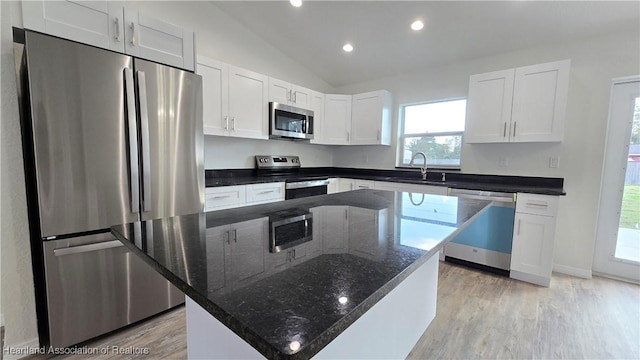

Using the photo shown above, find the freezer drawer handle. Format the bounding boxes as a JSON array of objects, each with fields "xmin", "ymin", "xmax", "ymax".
[
  {"xmin": 53, "ymin": 240, "xmax": 124, "ymax": 257},
  {"xmin": 137, "ymin": 70, "xmax": 152, "ymax": 212},
  {"xmin": 124, "ymin": 68, "xmax": 140, "ymax": 213}
]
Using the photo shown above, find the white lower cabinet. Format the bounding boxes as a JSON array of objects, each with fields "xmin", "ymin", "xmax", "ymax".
[
  {"xmin": 327, "ymin": 178, "xmax": 340, "ymax": 194},
  {"xmin": 245, "ymin": 183, "xmax": 285, "ymax": 205},
  {"xmin": 510, "ymin": 193, "xmax": 559, "ymax": 287},
  {"xmin": 205, "ymin": 185, "xmax": 246, "ymax": 211},
  {"xmin": 320, "ymin": 206, "xmax": 349, "ymax": 253},
  {"xmin": 205, "ymin": 183, "xmax": 284, "ymax": 211},
  {"xmin": 338, "ymin": 178, "xmax": 356, "ymax": 193}
]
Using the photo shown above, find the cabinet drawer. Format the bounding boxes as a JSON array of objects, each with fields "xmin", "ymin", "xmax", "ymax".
[
  {"xmin": 516, "ymin": 193, "xmax": 558, "ymax": 217},
  {"xmin": 245, "ymin": 182, "xmax": 284, "ymax": 204},
  {"xmin": 205, "ymin": 186, "xmax": 246, "ymax": 211},
  {"xmin": 354, "ymin": 179, "xmax": 375, "ymax": 190}
]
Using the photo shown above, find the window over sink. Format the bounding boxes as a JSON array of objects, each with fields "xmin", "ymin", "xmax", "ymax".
[{"xmin": 398, "ymin": 98, "xmax": 466, "ymax": 169}]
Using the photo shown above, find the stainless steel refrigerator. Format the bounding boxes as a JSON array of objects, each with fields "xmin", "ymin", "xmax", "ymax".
[{"xmin": 14, "ymin": 30, "xmax": 203, "ymax": 348}]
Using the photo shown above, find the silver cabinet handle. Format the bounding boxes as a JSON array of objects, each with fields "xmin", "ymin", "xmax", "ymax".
[
  {"xmin": 525, "ymin": 201, "xmax": 548, "ymax": 208},
  {"xmin": 377, "ymin": 129, "xmax": 381, "ymax": 140},
  {"xmin": 517, "ymin": 219, "xmax": 522, "ymax": 236},
  {"xmin": 224, "ymin": 115, "xmax": 228, "ymax": 130},
  {"xmin": 287, "ymin": 89, "xmax": 291, "ymax": 102},
  {"xmin": 357, "ymin": 185, "xmax": 368, "ymax": 189},
  {"xmin": 129, "ymin": 22, "xmax": 135, "ymax": 46},
  {"xmin": 232, "ymin": 229, "xmax": 237, "ymax": 243},
  {"xmin": 136, "ymin": 71, "xmax": 151, "ymax": 212},
  {"xmin": 259, "ymin": 190, "xmax": 275, "ymax": 194},
  {"xmin": 212, "ymin": 195, "xmax": 231, "ymax": 199},
  {"xmin": 224, "ymin": 231, "xmax": 230, "ymax": 244},
  {"xmin": 123, "ymin": 68, "xmax": 140, "ymax": 213},
  {"xmin": 292, "ymin": 91, "xmax": 297, "ymax": 103},
  {"xmin": 54, "ymin": 240, "xmax": 124, "ymax": 256},
  {"xmin": 231, "ymin": 117, "xmax": 235, "ymax": 131},
  {"xmin": 347, "ymin": 131, "xmax": 350, "ymax": 142},
  {"xmin": 114, "ymin": 17, "xmax": 120, "ymax": 41},
  {"xmin": 503, "ymin": 122, "xmax": 507, "ymax": 137},
  {"xmin": 513, "ymin": 121, "xmax": 517, "ymax": 137}
]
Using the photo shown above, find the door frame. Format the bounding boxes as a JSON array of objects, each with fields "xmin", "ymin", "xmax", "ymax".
[{"xmin": 593, "ymin": 75, "xmax": 640, "ymax": 282}]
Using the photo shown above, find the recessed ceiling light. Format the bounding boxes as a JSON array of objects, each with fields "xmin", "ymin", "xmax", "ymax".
[
  {"xmin": 342, "ymin": 43, "xmax": 354, "ymax": 52},
  {"xmin": 290, "ymin": 0, "xmax": 302, "ymax": 7},
  {"xmin": 411, "ymin": 20, "xmax": 424, "ymax": 31}
]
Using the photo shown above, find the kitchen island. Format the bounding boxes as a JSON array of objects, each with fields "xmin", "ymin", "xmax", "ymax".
[{"xmin": 111, "ymin": 189, "xmax": 491, "ymax": 359}]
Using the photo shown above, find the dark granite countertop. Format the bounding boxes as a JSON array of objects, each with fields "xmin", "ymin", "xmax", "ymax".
[
  {"xmin": 205, "ymin": 167, "xmax": 566, "ymax": 196},
  {"xmin": 111, "ymin": 189, "xmax": 492, "ymax": 359}
]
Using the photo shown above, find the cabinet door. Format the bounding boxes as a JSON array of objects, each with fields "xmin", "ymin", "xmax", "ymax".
[
  {"xmin": 351, "ymin": 90, "xmax": 392, "ymax": 145},
  {"xmin": 465, "ymin": 69, "xmax": 514, "ymax": 143},
  {"xmin": 268, "ymin": 77, "xmax": 291, "ymax": 105},
  {"xmin": 326, "ymin": 178, "xmax": 340, "ymax": 194},
  {"xmin": 124, "ymin": 9, "xmax": 195, "ymax": 71},
  {"xmin": 321, "ymin": 206, "xmax": 349, "ymax": 253},
  {"xmin": 197, "ymin": 57, "xmax": 229, "ymax": 136},
  {"xmin": 338, "ymin": 178, "xmax": 355, "ymax": 193},
  {"xmin": 227, "ymin": 218, "xmax": 268, "ymax": 283},
  {"xmin": 510, "ymin": 213, "xmax": 556, "ymax": 280},
  {"xmin": 323, "ymin": 94, "xmax": 352, "ymax": 145},
  {"xmin": 511, "ymin": 60, "xmax": 570, "ymax": 142},
  {"xmin": 205, "ymin": 225, "xmax": 227, "ymax": 295},
  {"xmin": 291, "ymin": 85, "xmax": 313, "ymax": 110},
  {"xmin": 310, "ymin": 91, "xmax": 325, "ymax": 144},
  {"xmin": 22, "ymin": 0, "xmax": 125, "ymax": 53},
  {"xmin": 308, "ymin": 208, "xmax": 324, "ymax": 257},
  {"xmin": 228, "ymin": 65, "xmax": 269, "ymax": 139}
]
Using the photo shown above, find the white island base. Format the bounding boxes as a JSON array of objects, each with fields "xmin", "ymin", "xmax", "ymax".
[{"xmin": 186, "ymin": 254, "xmax": 439, "ymax": 359}]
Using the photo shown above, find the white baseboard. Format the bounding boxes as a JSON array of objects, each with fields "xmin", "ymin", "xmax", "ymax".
[
  {"xmin": 553, "ymin": 263, "xmax": 592, "ymax": 279},
  {"xmin": 3, "ymin": 338, "xmax": 40, "ymax": 360}
]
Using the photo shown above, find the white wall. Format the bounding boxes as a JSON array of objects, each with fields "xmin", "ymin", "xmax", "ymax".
[
  {"xmin": 1, "ymin": 0, "xmax": 39, "ymax": 351},
  {"xmin": 332, "ymin": 28, "xmax": 640, "ymax": 276},
  {"xmin": 204, "ymin": 137, "xmax": 332, "ymax": 169}
]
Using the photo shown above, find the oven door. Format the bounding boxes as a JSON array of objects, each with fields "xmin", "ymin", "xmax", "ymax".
[
  {"xmin": 270, "ymin": 213, "xmax": 313, "ymax": 252},
  {"xmin": 270, "ymin": 102, "xmax": 314, "ymax": 140},
  {"xmin": 285, "ymin": 179, "xmax": 329, "ymax": 200}
]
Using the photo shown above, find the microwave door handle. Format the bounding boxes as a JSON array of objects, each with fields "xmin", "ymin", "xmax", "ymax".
[{"xmin": 124, "ymin": 68, "xmax": 140, "ymax": 213}]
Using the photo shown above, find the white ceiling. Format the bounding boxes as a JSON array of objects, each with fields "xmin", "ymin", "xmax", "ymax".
[{"xmin": 213, "ymin": 1, "xmax": 640, "ymax": 88}]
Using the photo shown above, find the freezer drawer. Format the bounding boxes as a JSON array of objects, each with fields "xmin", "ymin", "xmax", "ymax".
[{"xmin": 43, "ymin": 233, "xmax": 184, "ymax": 348}]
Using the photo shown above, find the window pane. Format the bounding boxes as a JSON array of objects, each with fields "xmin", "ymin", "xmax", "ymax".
[
  {"xmin": 402, "ymin": 135, "xmax": 462, "ymax": 166},
  {"xmin": 404, "ymin": 99, "xmax": 466, "ymax": 134}
]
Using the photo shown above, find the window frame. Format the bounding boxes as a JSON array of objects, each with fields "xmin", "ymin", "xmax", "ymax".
[{"xmin": 396, "ymin": 97, "xmax": 467, "ymax": 170}]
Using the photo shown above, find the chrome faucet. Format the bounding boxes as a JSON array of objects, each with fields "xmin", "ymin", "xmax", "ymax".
[{"xmin": 409, "ymin": 152, "xmax": 428, "ymax": 180}]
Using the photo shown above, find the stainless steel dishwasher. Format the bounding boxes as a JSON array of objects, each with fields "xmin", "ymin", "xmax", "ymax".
[{"xmin": 444, "ymin": 189, "xmax": 516, "ymax": 275}]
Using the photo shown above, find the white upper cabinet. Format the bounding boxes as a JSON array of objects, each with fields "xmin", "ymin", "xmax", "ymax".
[
  {"xmin": 228, "ymin": 65, "xmax": 269, "ymax": 139},
  {"xmin": 22, "ymin": 1, "xmax": 196, "ymax": 71},
  {"xmin": 22, "ymin": 0, "xmax": 125, "ymax": 53},
  {"xmin": 511, "ymin": 60, "xmax": 570, "ymax": 142},
  {"xmin": 123, "ymin": 9, "xmax": 194, "ymax": 71},
  {"xmin": 197, "ymin": 56, "xmax": 268, "ymax": 139},
  {"xmin": 310, "ymin": 91, "xmax": 325, "ymax": 144},
  {"xmin": 322, "ymin": 94, "xmax": 352, "ymax": 145},
  {"xmin": 268, "ymin": 77, "xmax": 313, "ymax": 110},
  {"xmin": 465, "ymin": 59, "xmax": 570, "ymax": 143},
  {"xmin": 465, "ymin": 69, "xmax": 515, "ymax": 143},
  {"xmin": 351, "ymin": 90, "xmax": 393, "ymax": 145}
]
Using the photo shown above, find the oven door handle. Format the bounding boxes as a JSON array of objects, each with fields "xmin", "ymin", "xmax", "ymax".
[{"xmin": 285, "ymin": 180, "xmax": 330, "ymax": 190}]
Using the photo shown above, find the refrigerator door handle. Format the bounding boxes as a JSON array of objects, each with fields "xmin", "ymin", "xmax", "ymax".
[
  {"xmin": 136, "ymin": 70, "xmax": 152, "ymax": 212},
  {"xmin": 124, "ymin": 68, "xmax": 140, "ymax": 213}
]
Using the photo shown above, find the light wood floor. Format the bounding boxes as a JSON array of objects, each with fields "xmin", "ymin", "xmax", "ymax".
[{"xmin": 41, "ymin": 262, "xmax": 638, "ymax": 359}]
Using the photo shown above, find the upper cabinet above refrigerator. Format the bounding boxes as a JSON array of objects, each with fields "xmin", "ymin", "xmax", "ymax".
[{"xmin": 22, "ymin": 0, "xmax": 195, "ymax": 71}]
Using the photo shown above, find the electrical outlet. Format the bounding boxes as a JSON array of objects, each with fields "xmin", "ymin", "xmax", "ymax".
[
  {"xmin": 549, "ymin": 156, "xmax": 560, "ymax": 168},
  {"xmin": 499, "ymin": 157, "xmax": 508, "ymax": 167}
]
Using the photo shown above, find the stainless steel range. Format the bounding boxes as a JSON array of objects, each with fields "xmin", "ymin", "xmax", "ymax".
[{"xmin": 255, "ymin": 155, "xmax": 329, "ymax": 199}]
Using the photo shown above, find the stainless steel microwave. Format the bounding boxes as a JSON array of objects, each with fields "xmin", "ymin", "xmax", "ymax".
[{"xmin": 269, "ymin": 102, "xmax": 314, "ymax": 140}]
